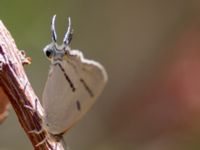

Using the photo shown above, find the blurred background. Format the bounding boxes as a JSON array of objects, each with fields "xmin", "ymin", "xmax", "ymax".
[{"xmin": 1, "ymin": 0, "xmax": 200, "ymax": 150}]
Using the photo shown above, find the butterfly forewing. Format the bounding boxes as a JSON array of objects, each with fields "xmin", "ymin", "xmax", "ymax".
[{"xmin": 42, "ymin": 49, "xmax": 107, "ymax": 135}]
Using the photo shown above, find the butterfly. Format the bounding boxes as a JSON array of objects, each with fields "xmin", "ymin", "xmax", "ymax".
[{"xmin": 42, "ymin": 15, "xmax": 108, "ymax": 143}]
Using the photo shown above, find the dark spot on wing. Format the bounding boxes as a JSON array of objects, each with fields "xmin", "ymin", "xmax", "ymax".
[
  {"xmin": 54, "ymin": 62, "xmax": 76, "ymax": 92},
  {"xmin": 80, "ymin": 78, "xmax": 94, "ymax": 97},
  {"xmin": 76, "ymin": 100, "xmax": 81, "ymax": 111}
]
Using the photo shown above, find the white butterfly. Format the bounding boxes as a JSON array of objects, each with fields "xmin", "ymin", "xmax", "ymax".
[{"xmin": 42, "ymin": 15, "xmax": 108, "ymax": 142}]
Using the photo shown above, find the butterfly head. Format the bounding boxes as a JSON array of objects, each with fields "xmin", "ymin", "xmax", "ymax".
[{"xmin": 43, "ymin": 15, "xmax": 73, "ymax": 62}]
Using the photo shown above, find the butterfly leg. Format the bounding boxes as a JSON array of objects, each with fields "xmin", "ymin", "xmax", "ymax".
[
  {"xmin": 29, "ymin": 128, "xmax": 53, "ymax": 149},
  {"xmin": 24, "ymin": 98, "xmax": 45, "ymax": 135},
  {"xmin": 23, "ymin": 98, "xmax": 39, "ymax": 113},
  {"xmin": 28, "ymin": 128, "xmax": 44, "ymax": 134},
  {"xmin": 36, "ymin": 137, "xmax": 58, "ymax": 150},
  {"xmin": 35, "ymin": 136, "xmax": 49, "ymax": 147}
]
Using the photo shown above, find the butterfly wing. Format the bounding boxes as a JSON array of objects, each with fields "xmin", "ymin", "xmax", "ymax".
[{"xmin": 42, "ymin": 50, "xmax": 108, "ymax": 135}]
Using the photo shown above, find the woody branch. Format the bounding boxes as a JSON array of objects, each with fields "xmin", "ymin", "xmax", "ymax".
[{"xmin": 0, "ymin": 20, "xmax": 64, "ymax": 150}]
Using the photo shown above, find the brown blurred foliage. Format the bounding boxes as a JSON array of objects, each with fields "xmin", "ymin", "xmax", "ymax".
[{"xmin": 108, "ymin": 19, "xmax": 200, "ymax": 150}]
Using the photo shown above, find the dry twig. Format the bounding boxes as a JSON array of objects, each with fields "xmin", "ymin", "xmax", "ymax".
[{"xmin": 0, "ymin": 20, "xmax": 64, "ymax": 150}]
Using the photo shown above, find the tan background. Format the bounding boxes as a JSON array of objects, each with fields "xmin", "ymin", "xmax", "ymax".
[{"xmin": 1, "ymin": 0, "xmax": 200, "ymax": 150}]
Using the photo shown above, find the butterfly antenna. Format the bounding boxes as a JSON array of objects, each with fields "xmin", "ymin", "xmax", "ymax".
[
  {"xmin": 51, "ymin": 15, "xmax": 57, "ymax": 43},
  {"xmin": 63, "ymin": 17, "xmax": 73, "ymax": 47}
]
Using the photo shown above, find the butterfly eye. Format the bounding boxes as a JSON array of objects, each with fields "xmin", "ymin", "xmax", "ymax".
[{"xmin": 44, "ymin": 49, "xmax": 54, "ymax": 58}]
